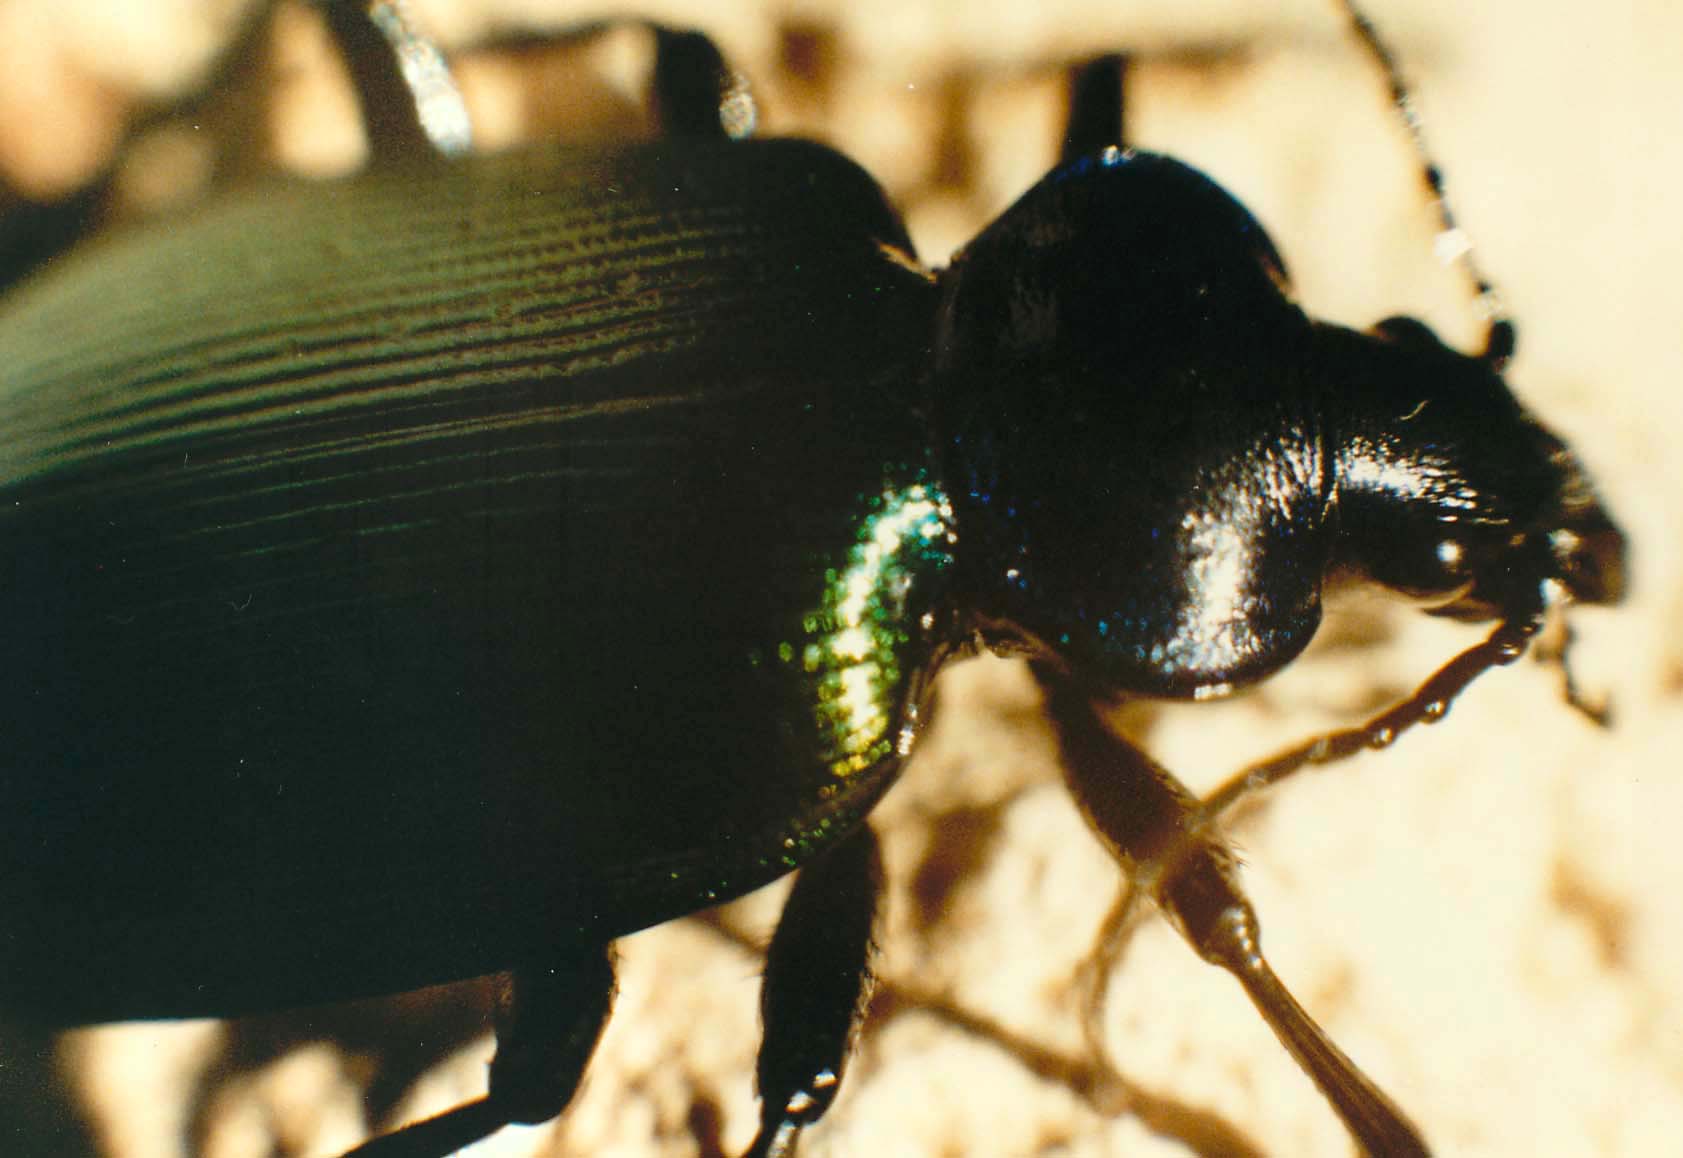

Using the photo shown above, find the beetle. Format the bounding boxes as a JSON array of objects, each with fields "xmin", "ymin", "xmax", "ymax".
[{"xmin": 0, "ymin": 0, "xmax": 1642, "ymax": 1151}]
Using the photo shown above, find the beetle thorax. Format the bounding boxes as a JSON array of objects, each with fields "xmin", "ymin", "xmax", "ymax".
[{"xmin": 931, "ymin": 149, "xmax": 1333, "ymax": 697}]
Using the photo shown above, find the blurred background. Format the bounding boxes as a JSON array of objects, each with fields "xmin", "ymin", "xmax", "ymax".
[{"xmin": 0, "ymin": 1, "xmax": 1679, "ymax": 1155}]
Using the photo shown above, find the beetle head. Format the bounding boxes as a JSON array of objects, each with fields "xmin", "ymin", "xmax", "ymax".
[
  {"xmin": 930, "ymin": 149, "xmax": 1622, "ymax": 696},
  {"xmin": 1324, "ymin": 316, "xmax": 1626, "ymax": 622}
]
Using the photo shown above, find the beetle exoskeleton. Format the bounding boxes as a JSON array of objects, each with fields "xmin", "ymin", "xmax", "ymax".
[{"xmin": 0, "ymin": 3, "xmax": 1666, "ymax": 1157}]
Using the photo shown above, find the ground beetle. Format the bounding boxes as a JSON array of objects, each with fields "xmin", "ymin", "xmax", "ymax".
[{"xmin": 0, "ymin": 2, "xmax": 1640, "ymax": 1155}]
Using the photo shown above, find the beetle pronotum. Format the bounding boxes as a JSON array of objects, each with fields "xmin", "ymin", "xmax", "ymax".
[{"xmin": 2, "ymin": 3, "xmax": 1679, "ymax": 1158}]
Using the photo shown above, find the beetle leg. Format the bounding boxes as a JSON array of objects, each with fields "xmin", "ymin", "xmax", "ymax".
[
  {"xmin": 347, "ymin": 3, "xmax": 755, "ymax": 143},
  {"xmin": 746, "ymin": 824, "xmax": 884, "ymax": 1158},
  {"xmin": 1202, "ymin": 613, "xmax": 1541, "ymax": 820},
  {"xmin": 1060, "ymin": 55, "xmax": 1129, "ymax": 162},
  {"xmin": 337, "ymin": 945, "xmax": 616, "ymax": 1158},
  {"xmin": 489, "ymin": 945, "xmax": 620, "ymax": 1125},
  {"xmin": 318, "ymin": 1, "xmax": 472, "ymax": 163},
  {"xmin": 496, "ymin": 22, "xmax": 754, "ymax": 139},
  {"xmin": 1033, "ymin": 661, "xmax": 1431, "ymax": 1158},
  {"xmin": 647, "ymin": 27, "xmax": 757, "ymax": 140}
]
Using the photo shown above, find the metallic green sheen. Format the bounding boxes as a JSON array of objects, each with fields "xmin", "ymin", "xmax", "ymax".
[{"xmin": 0, "ymin": 139, "xmax": 948, "ymax": 1022}]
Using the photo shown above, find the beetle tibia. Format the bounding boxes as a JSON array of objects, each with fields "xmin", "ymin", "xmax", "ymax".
[
  {"xmin": 1037, "ymin": 661, "xmax": 1430, "ymax": 1156},
  {"xmin": 748, "ymin": 824, "xmax": 884, "ymax": 1157},
  {"xmin": 1163, "ymin": 863, "xmax": 1430, "ymax": 1158}
]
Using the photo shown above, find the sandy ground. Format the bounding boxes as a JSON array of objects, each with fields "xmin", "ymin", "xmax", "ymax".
[{"xmin": 2, "ymin": 2, "xmax": 1680, "ymax": 1156}]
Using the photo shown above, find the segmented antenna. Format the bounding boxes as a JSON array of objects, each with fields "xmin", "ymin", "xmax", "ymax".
[{"xmin": 1339, "ymin": 0, "xmax": 1516, "ymax": 368}]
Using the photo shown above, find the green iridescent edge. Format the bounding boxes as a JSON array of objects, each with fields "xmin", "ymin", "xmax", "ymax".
[{"xmin": 797, "ymin": 478, "xmax": 955, "ymax": 782}]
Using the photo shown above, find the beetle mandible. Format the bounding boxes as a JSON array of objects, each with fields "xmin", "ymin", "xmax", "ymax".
[{"xmin": 0, "ymin": 2, "xmax": 1635, "ymax": 1158}]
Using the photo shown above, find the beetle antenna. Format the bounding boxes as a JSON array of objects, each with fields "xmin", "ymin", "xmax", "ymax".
[
  {"xmin": 1202, "ymin": 612, "xmax": 1541, "ymax": 818},
  {"xmin": 1338, "ymin": 0, "xmax": 1516, "ymax": 369}
]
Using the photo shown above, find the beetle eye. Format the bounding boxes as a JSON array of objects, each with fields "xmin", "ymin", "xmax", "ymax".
[
  {"xmin": 1335, "ymin": 498, "xmax": 1480, "ymax": 604},
  {"xmin": 1376, "ymin": 533, "xmax": 1476, "ymax": 603}
]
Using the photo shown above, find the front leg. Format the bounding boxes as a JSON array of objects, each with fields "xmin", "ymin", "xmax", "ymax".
[{"xmin": 1033, "ymin": 659, "xmax": 1431, "ymax": 1158}]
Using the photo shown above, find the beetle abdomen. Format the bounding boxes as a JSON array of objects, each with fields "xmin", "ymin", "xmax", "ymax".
[{"xmin": 0, "ymin": 140, "xmax": 943, "ymax": 1021}]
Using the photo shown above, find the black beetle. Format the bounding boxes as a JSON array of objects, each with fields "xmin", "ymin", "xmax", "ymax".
[{"xmin": 0, "ymin": 2, "xmax": 1643, "ymax": 1156}]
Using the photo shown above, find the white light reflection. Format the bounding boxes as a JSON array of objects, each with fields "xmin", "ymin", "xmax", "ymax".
[{"xmin": 810, "ymin": 483, "xmax": 954, "ymax": 778}]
